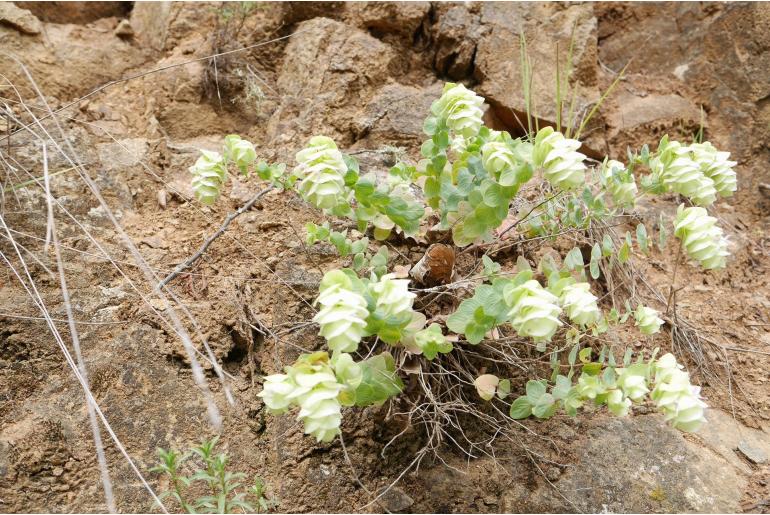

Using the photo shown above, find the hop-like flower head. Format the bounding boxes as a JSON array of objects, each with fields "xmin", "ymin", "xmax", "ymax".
[
  {"xmin": 223, "ymin": 134, "xmax": 257, "ymax": 174},
  {"xmin": 654, "ymin": 352, "xmax": 682, "ymax": 383},
  {"xmin": 634, "ymin": 304, "xmax": 664, "ymax": 335},
  {"xmin": 258, "ymin": 352, "xmax": 350, "ymax": 442},
  {"xmin": 673, "ymin": 205, "xmax": 729, "ymax": 269},
  {"xmin": 690, "ymin": 142, "xmax": 737, "ymax": 198},
  {"xmin": 577, "ymin": 374, "xmax": 607, "ymax": 400},
  {"xmin": 560, "ymin": 282, "xmax": 601, "ymax": 328},
  {"xmin": 652, "ymin": 353, "xmax": 707, "ymax": 432},
  {"xmin": 430, "ymin": 83, "xmax": 485, "ymax": 139},
  {"xmin": 666, "ymin": 386, "xmax": 708, "ymax": 432},
  {"xmin": 481, "ymin": 140, "xmax": 531, "ymax": 187},
  {"xmin": 370, "ymin": 273, "xmax": 416, "ymax": 321},
  {"xmin": 505, "ymin": 279, "xmax": 562, "ymax": 344},
  {"xmin": 688, "ymin": 173, "xmax": 717, "ymax": 207},
  {"xmin": 616, "ymin": 367, "xmax": 650, "ymax": 401},
  {"xmin": 607, "ymin": 389, "xmax": 632, "ymax": 417},
  {"xmin": 601, "ymin": 159, "xmax": 638, "ymax": 208},
  {"xmin": 313, "ymin": 271, "xmax": 369, "ymax": 353},
  {"xmin": 651, "ymin": 141, "xmax": 716, "ymax": 206},
  {"xmin": 257, "ymin": 373, "xmax": 296, "ymax": 414},
  {"xmin": 294, "ymin": 136, "xmax": 349, "ymax": 211},
  {"xmin": 286, "ymin": 353, "xmax": 344, "ymax": 442},
  {"xmin": 533, "ymin": 127, "xmax": 587, "ymax": 190},
  {"xmin": 413, "ymin": 323, "xmax": 452, "ymax": 360},
  {"xmin": 190, "ymin": 150, "xmax": 227, "ymax": 205}
]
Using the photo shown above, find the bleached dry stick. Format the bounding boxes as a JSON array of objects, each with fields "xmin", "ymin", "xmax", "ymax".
[{"xmin": 158, "ymin": 185, "xmax": 273, "ymax": 289}]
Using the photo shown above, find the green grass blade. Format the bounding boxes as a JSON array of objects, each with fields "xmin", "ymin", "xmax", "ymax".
[{"xmin": 575, "ymin": 63, "xmax": 628, "ymax": 141}]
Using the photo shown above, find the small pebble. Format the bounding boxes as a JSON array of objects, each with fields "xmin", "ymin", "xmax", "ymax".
[
  {"xmin": 114, "ymin": 19, "xmax": 134, "ymax": 38},
  {"xmin": 157, "ymin": 189, "xmax": 167, "ymax": 209},
  {"xmin": 738, "ymin": 440, "xmax": 768, "ymax": 464}
]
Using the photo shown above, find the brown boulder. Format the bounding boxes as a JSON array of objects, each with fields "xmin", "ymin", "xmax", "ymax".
[
  {"xmin": 474, "ymin": 3, "xmax": 599, "ymax": 141},
  {"xmin": 14, "ymin": 1, "xmax": 131, "ymax": 24},
  {"xmin": 0, "ymin": 19, "xmax": 146, "ymax": 100},
  {"xmin": 344, "ymin": 1, "xmax": 430, "ymax": 36},
  {"xmin": 597, "ymin": 2, "xmax": 770, "ymax": 157},
  {"xmin": 355, "ymin": 82, "xmax": 443, "ymax": 147},
  {"xmin": 266, "ymin": 17, "xmax": 395, "ymax": 154},
  {"xmin": 129, "ymin": 1, "xmax": 172, "ymax": 51},
  {"xmin": 431, "ymin": 4, "xmax": 483, "ymax": 80},
  {"xmin": 0, "ymin": 3, "xmax": 41, "ymax": 34}
]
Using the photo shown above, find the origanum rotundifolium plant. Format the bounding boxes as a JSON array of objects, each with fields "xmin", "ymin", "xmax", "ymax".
[{"xmin": 189, "ymin": 82, "xmax": 737, "ymax": 444}]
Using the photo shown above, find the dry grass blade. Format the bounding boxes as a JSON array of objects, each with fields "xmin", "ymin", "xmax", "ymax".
[
  {"xmin": 3, "ymin": 54, "xmax": 228, "ymax": 426},
  {"xmin": 0, "ymin": 223, "xmax": 167, "ymax": 513},
  {"xmin": 35, "ymin": 135, "xmax": 117, "ymax": 512},
  {"xmin": 50, "ymin": 216, "xmax": 117, "ymax": 513},
  {"xmin": 574, "ymin": 63, "xmax": 628, "ymax": 141},
  {"xmin": 0, "ymin": 91, "xmax": 320, "ymax": 317}
]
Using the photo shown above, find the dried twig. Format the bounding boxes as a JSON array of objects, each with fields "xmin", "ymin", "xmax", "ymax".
[
  {"xmin": 665, "ymin": 242, "xmax": 683, "ymax": 316},
  {"xmin": 158, "ymin": 186, "xmax": 273, "ymax": 288}
]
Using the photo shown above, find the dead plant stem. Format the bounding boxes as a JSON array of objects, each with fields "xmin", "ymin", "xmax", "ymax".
[
  {"xmin": 666, "ymin": 242, "xmax": 683, "ymax": 316},
  {"xmin": 158, "ymin": 185, "xmax": 273, "ymax": 288}
]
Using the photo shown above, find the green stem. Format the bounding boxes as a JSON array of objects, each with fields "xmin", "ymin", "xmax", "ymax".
[
  {"xmin": 219, "ymin": 468, "xmax": 229, "ymax": 514},
  {"xmin": 171, "ymin": 474, "xmax": 192, "ymax": 514},
  {"xmin": 3, "ymin": 165, "xmax": 78, "ymax": 192}
]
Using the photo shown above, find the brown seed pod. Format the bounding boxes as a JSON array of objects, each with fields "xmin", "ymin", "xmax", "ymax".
[{"xmin": 410, "ymin": 243, "xmax": 456, "ymax": 286}]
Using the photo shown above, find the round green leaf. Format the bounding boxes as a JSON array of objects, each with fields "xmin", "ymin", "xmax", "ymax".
[{"xmin": 510, "ymin": 396, "xmax": 533, "ymax": 419}]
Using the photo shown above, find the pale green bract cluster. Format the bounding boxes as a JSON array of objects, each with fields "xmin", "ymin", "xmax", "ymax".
[
  {"xmin": 559, "ymin": 282, "xmax": 601, "ymax": 328},
  {"xmin": 313, "ymin": 271, "xmax": 369, "ymax": 353},
  {"xmin": 601, "ymin": 365, "xmax": 650, "ymax": 417},
  {"xmin": 430, "ymin": 83, "xmax": 484, "ymax": 140},
  {"xmin": 293, "ymin": 136, "xmax": 350, "ymax": 211},
  {"xmin": 674, "ymin": 205, "xmax": 729, "ymax": 269},
  {"xmin": 481, "ymin": 138, "xmax": 532, "ymax": 187},
  {"xmin": 689, "ymin": 142, "xmax": 738, "ymax": 198},
  {"xmin": 650, "ymin": 138, "xmax": 736, "ymax": 207},
  {"xmin": 601, "ymin": 159, "xmax": 638, "ymax": 208},
  {"xmin": 189, "ymin": 150, "xmax": 227, "ymax": 205},
  {"xmin": 505, "ymin": 280, "xmax": 562, "ymax": 348},
  {"xmin": 616, "ymin": 367, "xmax": 650, "ymax": 401},
  {"xmin": 573, "ymin": 362, "xmax": 650, "ymax": 415},
  {"xmin": 481, "ymin": 141, "xmax": 518, "ymax": 177},
  {"xmin": 651, "ymin": 140, "xmax": 715, "ymax": 206},
  {"xmin": 652, "ymin": 353, "xmax": 707, "ymax": 431},
  {"xmin": 502, "ymin": 277, "xmax": 601, "ymax": 350},
  {"xmin": 370, "ymin": 273, "xmax": 416, "ymax": 320},
  {"xmin": 258, "ymin": 353, "xmax": 343, "ymax": 442},
  {"xmin": 533, "ymin": 126, "xmax": 587, "ymax": 190},
  {"xmin": 223, "ymin": 134, "xmax": 257, "ymax": 175},
  {"xmin": 412, "ymin": 323, "xmax": 453, "ymax": 360},
  {"xmin": 634, "ymin": 304, "xmax": 664, "ymax": 335}
]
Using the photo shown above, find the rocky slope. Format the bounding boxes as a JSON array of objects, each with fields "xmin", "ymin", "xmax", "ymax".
[{"xmin": 0, "ymin": 2, "xmax": 768, "ymax": 512}]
